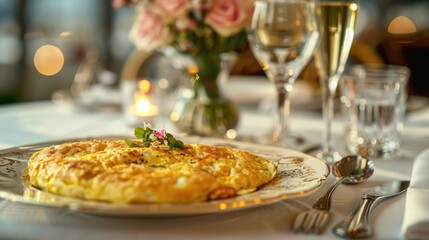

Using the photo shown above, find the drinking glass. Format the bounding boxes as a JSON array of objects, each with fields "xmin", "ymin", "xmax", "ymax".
[
  {"xmin": 341, "ymin": 65, "xmax": 410, "ymax": 159},
  {"xmin": 248, "ymin": 0, "xmax": 320, "ymax": 146},
  {"xmin": 314, "ymin": 0, "xmax": 358, "ymax": 162}
]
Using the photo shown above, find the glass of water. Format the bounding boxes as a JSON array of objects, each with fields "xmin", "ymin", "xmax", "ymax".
[{"xmin": 340, "ymin": 65, "xmax": 410, "ymax": 159}]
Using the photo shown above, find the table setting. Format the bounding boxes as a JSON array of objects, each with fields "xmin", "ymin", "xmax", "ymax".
[
  {"xmin": 1, "ymin": 0, "xmax": 429, "ymax": 239},
  {"xmin": 1, "ymin": 88, "xmax": 428, "ymax": 239}
]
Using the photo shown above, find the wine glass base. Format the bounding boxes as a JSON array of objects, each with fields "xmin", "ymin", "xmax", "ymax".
[
  {"xmin": 307, "ymin": 149, "xmax": 343, "ymax": 163},
  {"xmin": 260, "ymin": 131, "xmax": 307, "ymax": 149},
  {"xmin": 223, "ymin": 129, "xmax": 307, "ymax": 150}
]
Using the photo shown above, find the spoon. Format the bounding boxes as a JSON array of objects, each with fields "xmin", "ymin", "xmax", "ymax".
[
  {"xmin": 311, "ymin": 155, "xmax": 375, "ymax": 211},
  {"xmin": 333, "ymin": 155, "xmax": 375, "ymax": 184},
  {"xmin": 292, "ymin": 155, "xmax": 375, "ymax": 233}
]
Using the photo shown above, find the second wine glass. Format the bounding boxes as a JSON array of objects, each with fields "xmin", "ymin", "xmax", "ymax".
[
  {"xmin": 248, "ymin": 0, "xmax": 320, "ymax": 146},
  {"xmin": 314, "ymin": 0, "xmax": 358, "ymax": 162}
]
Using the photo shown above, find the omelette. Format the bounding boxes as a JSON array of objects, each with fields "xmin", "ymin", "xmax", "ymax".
[{"xmin": 27, "ymin": 139, "xmax": 277, "ymax": 203}]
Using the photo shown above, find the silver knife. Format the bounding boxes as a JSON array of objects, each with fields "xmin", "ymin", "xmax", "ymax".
[{"xmin": 332, "ymin": 180, "xmax": 410, "ymax": 239}]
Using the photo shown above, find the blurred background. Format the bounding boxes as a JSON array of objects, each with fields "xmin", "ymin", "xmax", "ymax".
[{"xmin": 0, "ymin": 0, "xmax": 428, "ymax": 105}]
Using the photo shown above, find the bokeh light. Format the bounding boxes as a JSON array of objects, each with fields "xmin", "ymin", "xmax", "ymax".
[
  {"xmin": 33, "ymin": 44, "xmax": 64, "ymax": 76},
  {"xmin": 388, "ymin": 16, "xmax": 417, "ymax": 34}
]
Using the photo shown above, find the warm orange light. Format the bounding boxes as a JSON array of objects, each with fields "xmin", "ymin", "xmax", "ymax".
[
  {"xmin": 170, "ymin": 112, "xmax": 180, "ymax": 122},
  {"xmin": 59, "ymin": 31, "xmax": 74, "ymax": 37},
  {"xmin": 158, "ymin": 78, "xmax": 169, "ymax": 89},
  {"xmin": 388, "ymin": 16, "xmax": 417, "ymax": 34},
  {"xmin": 218, "ymin": 203, "xmax": 227, "ymax": 210},
  {"xmin": 225, "ymin": 129, "xmax": 237, "ymax": 139},
  {"xmin": 132, "ymin": 80, "xmax": 158, "ymax": 118},
  {"xmin": 138, "ymin": 79, "xmax": 152, "ymax": 93},
  {"xmin": 34, "ymin": 44, "xmax": 64, "ymax": 76},
  {"xmin": 133, "ymin": 93, "xmax": 158, "ymax": 117},
  {"xmin": 350, "ymin": 3, "xmax": 358, "ymax": 11},
  {"xmin": 187, "ymin": 66, "xmax": 199, "ymax": 75},
  {"xmin": 137, "ymin": 98, "xmax": 151, "ymax": 114}
]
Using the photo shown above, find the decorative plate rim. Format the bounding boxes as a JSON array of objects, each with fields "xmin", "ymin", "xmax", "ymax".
[{"xmin": 0, "ymin": 135, "xmax": 330, "ymax": 217}]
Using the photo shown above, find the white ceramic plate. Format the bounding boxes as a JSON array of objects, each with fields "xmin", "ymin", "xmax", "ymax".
[{"xmin": 0, "ymin": 136, "xmax": 329, "ymax": 217}]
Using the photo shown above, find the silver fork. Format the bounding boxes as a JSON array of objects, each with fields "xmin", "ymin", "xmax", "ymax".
[
  {"xmin": 291, "ymin": 177, "xmax": 345, "ymax": 234},
  {"xmin": 291, "ymin": 155, "xmax": 375, "ymax": 234}
]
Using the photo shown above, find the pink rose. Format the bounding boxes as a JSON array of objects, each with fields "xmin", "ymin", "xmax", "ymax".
[
  {"xmin": 205, "ymin": 0, "xmax": 248, "ymax": 37},
  {"xmin": 128, "ymin": 6, "xmax": 173, "ymax": 51},
  {"xmin": 154, "ymin": 0, "xmax": 191, "ymax": 20}
]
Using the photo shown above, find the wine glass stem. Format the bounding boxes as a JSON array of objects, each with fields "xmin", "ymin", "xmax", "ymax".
[
  {"xmin": 273, "ymin": 86, "xmax": 291, "ymax": 142},
  {"xmin": 321, "ymin": 77, "xmax": 335, "ymax": 157}
]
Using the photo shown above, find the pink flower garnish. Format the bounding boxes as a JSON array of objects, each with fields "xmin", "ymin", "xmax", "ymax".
[{"xmin": 155, "ymin": 128, "xmax": 166, "ymax": 139}]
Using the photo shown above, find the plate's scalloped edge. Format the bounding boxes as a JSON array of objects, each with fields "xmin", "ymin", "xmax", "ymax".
[{"xmin": 0, "ymin": 135, "xmax": 330, "ymax": 217}]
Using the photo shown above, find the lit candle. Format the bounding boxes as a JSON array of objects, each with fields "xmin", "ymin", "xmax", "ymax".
[
  {"xmin": 132, "ymin": 92, "xmax": 158, "ymax": 117},
  {"xmin": 124, "ymin": 79, "xmax": 159, "ymax": 126}
]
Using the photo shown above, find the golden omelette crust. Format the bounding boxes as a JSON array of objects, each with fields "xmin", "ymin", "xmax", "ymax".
[{"xmin": 27, "ymin": 140, "xmax": 277, "ymax": 203}]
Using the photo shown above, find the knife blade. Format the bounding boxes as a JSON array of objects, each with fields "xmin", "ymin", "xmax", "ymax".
[{"xmin": 332, "ymin": 180, "xmax": 410, "ymax": 239}]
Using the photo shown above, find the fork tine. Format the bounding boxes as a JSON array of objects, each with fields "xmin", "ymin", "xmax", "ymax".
[
  {"xmin": 302, "ymin": 212, "xmax": 319, "ymax": 233},
  {"xmin": 314, "ymin": 212, "xmax": 330, "ymax": 234},
  {"xmin": 292, "ymin": 212, "xmax": 308, "ymax": 232},
  {"xmin": 292, "ymin": 211, "xmax": 330, "ymax": 234}
]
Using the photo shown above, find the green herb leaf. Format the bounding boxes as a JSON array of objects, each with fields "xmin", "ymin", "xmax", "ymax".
[
  {"xmin": 134, "ymin": 127, "xmax": 145, "ymax": 139},
  {"xmin": 143, "ymin": 140, "xmax": 152, "ymax": 147},
  {"xmin": 125, "ymin": 138, "xmax": 137, "ymax": 147},
  {"xmin": 125, "ymin": 123, "xmax": 184, "ymax": 150},
  {"xmin": 174, "ymin": 140, "xmax": 184, "ymax": 149}
]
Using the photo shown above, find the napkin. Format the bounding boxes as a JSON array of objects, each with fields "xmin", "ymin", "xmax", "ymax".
[{"xmin": 402, "ymin": 149, "xmax": 429, "ymax": 239}]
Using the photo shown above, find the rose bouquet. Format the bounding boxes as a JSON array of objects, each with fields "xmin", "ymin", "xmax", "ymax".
[
  {"xmin": 114, "ymin": 0, "xmax": 251, "ymax": 56},
  {"xmin": 114, "ymin": 0, "xmax": 253, "ymax": 136}
]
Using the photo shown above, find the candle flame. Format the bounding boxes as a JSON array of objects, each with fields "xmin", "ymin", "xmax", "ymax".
[
  {"xmin": 132, "ymin": 79, "xmax": 158, "ymax": 117},
  {"xmin": 137, "ymin": 97, "xmax": 151, "ymax": 114},
  {"xmin": 134, "ymin": 93, "xmax": 158, "ymax": 117}
]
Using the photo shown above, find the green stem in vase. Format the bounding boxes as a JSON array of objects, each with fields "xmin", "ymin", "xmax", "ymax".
[
  {"xmin": 192, "ymin": 54, "xmax": 222, "ymax": 99},
  {"xmin": 172, "ymin": 51, "xmax": 239, "ymax": 137}
]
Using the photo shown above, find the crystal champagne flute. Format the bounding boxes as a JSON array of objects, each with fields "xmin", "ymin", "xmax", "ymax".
[
  {"xmin": 314, "ymin": 0, "xmax": 358, "ymax": 162},
  {"xmin": 247, "ymin": 0, "xmax": 320, "ymax": 146}
]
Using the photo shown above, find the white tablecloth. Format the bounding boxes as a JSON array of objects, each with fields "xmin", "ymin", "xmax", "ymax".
[{"xmin": 0, "ymin": 100, "xmax": 428, "ymax": 240}]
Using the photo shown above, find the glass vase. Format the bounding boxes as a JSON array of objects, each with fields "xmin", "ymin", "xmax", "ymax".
[{"xmin": 170, "ymin": 52, "xmax": 239, "ymax": 137}]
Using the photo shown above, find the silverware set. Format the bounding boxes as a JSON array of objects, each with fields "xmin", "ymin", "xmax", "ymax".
[
  {"xmin": 292, "ymin": 155, "xmax": 374, "ymax": 234},
  {"xmin": 291, "ymin": 155, "xmax": 410, "ymax": 238}
]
